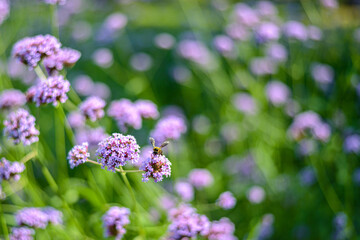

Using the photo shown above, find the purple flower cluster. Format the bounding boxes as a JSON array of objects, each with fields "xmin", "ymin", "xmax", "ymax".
[
  {"xmin": 288, "ymin": 111, "xmax": 331, "ymax": 142},
  {"xmin": 250, "ymin": 57, "xmax": 277, "ymax": 76},
  {"xmin": 75, "ymin": 127, "xmax": 108, "ymax": 150},
  {"xmin": 43, "ymin": 0, "xmax": 66, "ymax": 5},
  {"xmin": 188, "ymin": 169, "xmax": 214, "ymax": 189},
  {"xmin": 67, "ymin": 111, "xmax": 85, "ymax": 129},
  {"xmin": 265, "ymin": 80, "xmax": 290, "ymax": 106},
  {"xmin": 232, "ymin": 93, "xmax": 258, "ymax": 115},
  {"xmin": 15, "ymin": 207, "xmax": 62, "ymax": 229},
  {"xmin": 67, "ymin": 142, "xmax": 89, "ymax": 169},
  {"xmin": 0, "ymin": 89, "xmax": 26, "ymax": 109},
  {"xmin": 311, "ymin": 63, "xmax": 334, "ymax": 85},
  {"xmin": 177, "ymin": 39, "xmax": 213, "ymax": 67},
  {"xmin": 167, "ymin": 204, "xmax": 210, "ymax": 239},
  {"xmin": 344, "ymin": 134, "xmax": 360, "ymax": 154},
  {"xmin": 4, "ymin": 108, "xmax": 39, "ymax": 146},
  {"xmin": 79, "ymin": 96, "xmax": 106, "ymax": 121},
  {"xmin": 43, "ymin": 47, "xmax": 81, "ymax": 74},
  {"xmin": 73, "ymin": 75, "xmax": 111, "ymax": 99},
  {"xmin": 102, "ymin": 207, "xmax": 130, "ymax": 240},
  {"xmin": 174, "ymin": 181, "xmax": 194, "ymax": 202},
  {"xmin": 0, "ymin": 0, "xmax": 9, "ymax": 25},
  {"xmin": 283, "ymin": 21, "xmax": 308, "ymax": 41},
  {"xmin": 0, "ymin": 158, "xmax": 25, "ymax": 182},
  {"xmin": 151, "ymin": 115, "xmax": 187, "ymax": 143},
  {"xmin": 247, "ymin": 186, "xmax": 266, "ymax": 204},
  {"xmin": 12, "ymin": 34, "xmax": 61, "ymax": 69},
  {"xmin": 96, "ymin": 133, "xmax": 140, "ymax": 172},
  {"xmin": 140, "ymin": 153, "xmax": 171, "ymax": 183},
  {"xmin": 134, "ymin": 100, "xmax": 159, "ymax": 119},
  {"xmin": 27, "ymin": 75, "xmax": 70, "ymax": 106},
  {"xmin": 206, "ymin": 218, "xmax": 237, "ymax": 240},
  {"xmin": 216, "ymin": 191, "xmax": 236, "ymax": 210},
  {"xmin": 10, "ymin": 227, "xmax": 35, "ymax": 240}
]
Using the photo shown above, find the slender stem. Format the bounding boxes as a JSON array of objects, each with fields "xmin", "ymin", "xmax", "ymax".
[
  {"xmin": 20, "ymin": 151, "xmax": 37, "ymax": 164},
  {"xmin": 86, "ymin": 160, "xmax": 143, "ymax": 173},
  {"xmin": 0, "ymin": 202, "xmax": 9, "ymax": 240},
  {"xmin": 34, "ymin": 65, "xmax": 47, "ymax": 81},
  {"xmin": 118, "ymin": 166, "xmax": 145, "ymax": 238},
  {"xmin": 51, "ymin": 4, "xmax": 59, "ymax": 39},
  {"xmin": 55, "ymin": 106, "xmax": 68, "ymax": 179}
]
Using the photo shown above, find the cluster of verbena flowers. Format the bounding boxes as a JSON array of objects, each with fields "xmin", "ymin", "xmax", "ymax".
[
  {"xmin": 0, "ymin": 158, "xmax": 25, "ymax": 182},
  {"xmin": 10, "ymin": 227, "xmax": 35, "ymax": 240},
  {"xmin": 140, "ymin": 153, "xmax": 171, "ymax": 183},
  {"xmin": 15, "ymin": 207, "xmax": 63, "ymax": 229},
  {"xmin": 0, "ymin": 89, "xmax": 26, "ymax": 110},
  {"xmin": 96, "ymin": 133, "xmax": 140, "ymax": 172},
  {"xmin": 12, "ymin": 34, "xmax": 61, "ymax": 69},
  {"xmin": 150, "ymin": 115, "xmax": 187, "ymax": 143},
  {"xmin": 216, "ymin": 191, "xmax": 237, "ymax": 210},
  {"xmin": 67, "ymin": 142, "xmax": 89, "ymax": 169},
  {"xmin": 26, "ymin": 75, "xmax": 70, "ymax": 107},
  {"xmin": 43, "ymin": 47, "xmax": 81, "ymax": 74},
  {"xmin": 79, "ymin": 96, "xmax": 106, "ymax": 121},
  {"xmin": 3, "ymin": 108, "xmax": 39, "ymax": 146},
  {"xmin": 102, "ymin": 207, "xmax": 130, "ymax": 240},
  {"xmin": 108, "ymin": 98, "xmax": 158, "ymax": 132}
]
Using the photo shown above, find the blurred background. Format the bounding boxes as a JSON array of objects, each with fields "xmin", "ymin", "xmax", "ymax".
[{"xmin": 1, "ymin": 0, "xmax": 360, "ymax": 239}]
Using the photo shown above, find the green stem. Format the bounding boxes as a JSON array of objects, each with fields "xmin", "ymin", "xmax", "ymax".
[
  {"xmin": 0, "ymin": 202, "xmax": 9, "ymax": 240},
  {"xmin": 34, "ymin": 65, "xmax": 47, "ymax": 81},
  {"xmin": 55, "ymin": 106, "xmax": 68, "ymax": 179},
  {"xmin": 20, "ymin": 151, "xmax": 37, "ymax": 164},
  {"xmin": 86, "ymin": 160, "xmax": 143, "ymax": 174},
  {"xmin": 118, "ymin": 166, "xmax": 145, "ymax": 238},
  {"xmin": 51, "ymin": 4, "xmax": 59, "ymax": 39}
]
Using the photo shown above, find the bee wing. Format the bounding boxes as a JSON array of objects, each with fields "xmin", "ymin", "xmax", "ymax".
[
  {"xmin": 149, "ymin": 137, "xmax": 156, "ymax": 148},
  {"xmin": 160, "ymin": 141, "xmax": 169, "ymax": 148}
]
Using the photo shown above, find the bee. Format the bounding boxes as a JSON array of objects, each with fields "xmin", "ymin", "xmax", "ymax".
[{"xmin": 149, "ymin": 137, "xmax": 169, "ymax": 155}]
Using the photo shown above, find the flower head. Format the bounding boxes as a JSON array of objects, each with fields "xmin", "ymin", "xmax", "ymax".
[
  {"xmin": 43, "ymin": 47, "xmax": 81, "ymax": 74},
  {"xmin": 68, "ymin": 142, "xmax": 89, "ymax": 169},
  {"xmin": 103, "ymin": 207, "xmax": 130, "ymax": 240},
  {"xmin": 151, "ymin": 115, "xmax": 187, "ymax": 143},
  {"xmin": 0, "ymin": 89, "xmax": 26, "ymax": 109},
  {"xmin": 344, "ymin": 134, "xmax": 360, "ymax": 154},
  {"xmin": 42, "ymin": 207, "xmax": 63, "ymax": 225},
  {"xmin": 247, "ymin": 186, "xmax": 266, "ymax": 204},
  {"xmin": 174, "ymin": 181, "xmax": 194, "ymax": 202},
  {"xmin": 140, "ymin": 153, "xmax": 171, "ymax": 183},
  {"xmin": 134, "ymin": 99, "xmax": 159, "ymax": 119},
  {"xmin": 16, "ymin": 208, "xmax": 49, "ymax": 229},
  {"xmin": 12, "ymin": 35, "xmax": 61, "ymax": 69},
  {"xmin": 108, "ymin": 99, "xmax": 142, "ymax": 132},
  {"xmin": 96, "ymin": 133, "xmax": 140, "ymax": 172},
  {"xmin": 10, "ymin": 227, "xmax": 35, "ymax": 240},
  {"xmin": 79, "ymin": 96, "xmax": 106, "ymax": 121},
  {"xmin": 4, "ymin": 108, "xmax": 39, "ymax": 145},
  {"xmin": 29, "ymin": 75, "xmax": 70, "ymax": 106},
  {"xmin": 0, "ymin": 158, "xmax": 25, "ymax": 182},
  {"xmin": 0, "ymin": 0, "xmax": 9, "ymax": 25},
  {"xmin": 265, "ymin": 80, "xmax": 290, "ymax": 106},
  {"xmin": 311, "ymin": 63, "xmax": 334, "ymax": 84},
  {"xmin": 188, "ymin": 169, "xmax": 214, "ymax": 189},
  {"xmin": 206, "ymin": 218, "xmax": 237, "ymax": 240},
  {"xmin": 75, "ymin": 127, "xmax": 108, "ymax": 150},
  {"xmin": 216, "ymin": 191, "xmax": 236, "ymax": 210},
  {"xmin": 67, "ymin": 111, "xmax": 85, "ymax": 129}
]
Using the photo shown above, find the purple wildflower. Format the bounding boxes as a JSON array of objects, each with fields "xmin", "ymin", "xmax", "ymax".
[
  {"xmin": 247, "ymin": 186, "xmax": 266, "ymax": 204},
  {"xmin": 16, "ymin": 208, "xmax": 49, "ymax": 229},
  {"xmin": 255, "ymin": 1, "xmax": 278, "ymax": 17},
  {"xmin": 12, "ymin": 35, "xmax": 61, "ymax": 69},
  {"xmin": 134, "ymin": 99, "xmax": 159, "ymax": 119},
  {"xmin": 96, "ymin": 133, "xmax": 140, "ymax": 172},
  {"xmin": 188, "ymin": 169, "xmax": 214, "ymax": 189},
  {"xmin": 150, "ymin": 115, "xmax": 187, "ymax": 143},
  {"xmin": 0, "ymin": 0, "xmax": 9, "ymax": 25},
  {"xmin": 250, "ymin": 57, "xmax": 277, "ymax": 76},
  {"xmin": 75, "ymin": 127, "xmax": 108, "ymax": 150},
  {"xmin": 320, "ymin": 0, "xmax": 338, "ymax": 9},
  {"xmin": 154, "ymin": 33, "xmax": 176, "ymax": 49},
  {"xmin": 167, "ymin": 204, "xmax": 210, "ymax": 239},
  {"xmin": 213, "ymin": 35, "xmax": 235, "ymax": 57},
  {"xmin": 234, "ymin": 3, "xmax": 259, "ymax": 27},
  {"xmin": 140, "ymin": 153, "xmax": 171, "ymax": 183},
  {"xmin": 308, "ymin": 26, "xmax": 323, "ymax": 41},
  {"xmin": 206, "ymin": 218, "xmax": 237, "ymax": 240},
  {"xmin": 177, "ymin": 39, "xmax": 213, "ymax": 67},
  {"xmin": 255, "ymin": 22, "xmax": 281, "ymax": 43},
  {"xmin": 43, "ymin": 47, "xmax": 81, "ymax": 74},
  {"xmin": 73, "ymin": 75, "xmax": 94, "ymax": 96},
  {"xmin": 28, "ymin": 75, "xmax": 70, "ymax": 106},
  {"xmin": 43, "ymin": 0, "xmax": 66, "ymax": 5},
  {"xmin": 0, "ymin": 89, "xmax": 26, "ymax": 109},
  {"xmin": 79, "ymin": 96, "xmax": 106, "ymax": 122},
  {"xmin": 298, "ymin": 167, "xmax": 316, "ymax": 186},
  {"xmin": 258, "ymin": 214, "xmax": 274, "ymax": 240},
  {"xmin": 174, "ymin": 181, "xmax": 194, "ymax": 202},
  {"xmin": 266, "ymin": 43, "xmax": 288, "ymax": 62},
  {"xmin": 298, "ymin": 139, "xmax": 317, "ymax": 156},
  {"xmin": 92, "ymin": 82, "xmax": 111, "ymax": 99},
  {"xmin": 344, "ymin": 134, "xmax": 360, "ymax": 154},
  {"xmin": 283, "ymin": 21, "xmax": 308, "ymax": 41},
  {"xmin": 42, "ymin": 207, "xmax": 63, "ymax": 225},
  {"xmin": 4, "ymin": 108, "xmax": 39, "ymax": 146},
  {"xmin": 332, "ymin": 212, "xmax": 347, "ymax": 240},
  {"xmin": 67, "ymin": 111, "xmax": 85, "ymax": 129},
  {"xmin": 216, "ymin": 191, "xmax": 236, "ymax": 210},
  {"xmin": 104, "ymin": 13, "xmax": 128, "ymax": 31},
  {"xmin": 108, "ymin": 99, "xmax": 142, "ymax": 132},
  {"xmin": 311, "ymin": 63, "xmax": 334, "ymax": 84},
  {"xmin": 226, "ymin": 23, "xmax": 250, "ymax": 41},
  {"xmin": 232, "ymin": 93, "xmax": 258, "ymax": 115},
  {"xmin": 67, "ymin": 142, "xmax": 89, "ymax": 169},
  {"xmin": 265, "ymin": 80, "xmax": 290, "ymax": 106},
  {"xmin": 103, "ymin": 207, "xmax": 130, "ymax": 240},
  {"xmin": 0, "ymin": 158, "xmax": 25, "ymax": 182},
  {"xmin": 10, "ymin": 227, "xmax": 35, "ymax": 240},
  {"xmin": 92, "ymin": 48, "xmax": 113, "ymax": 68},
  {"xmin": 130, "ymin": 53, "xmax": 153, "ymax": 72}
]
